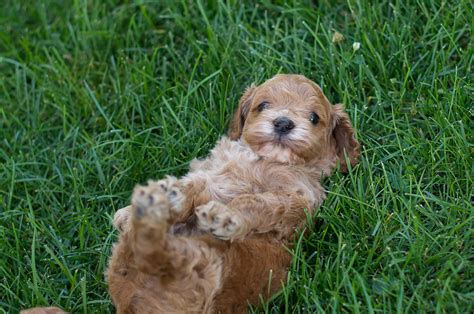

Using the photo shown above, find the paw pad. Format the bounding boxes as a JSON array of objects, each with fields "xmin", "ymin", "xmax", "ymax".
[
  {"xmin": 131, "ymin": 177, "xmax": 184, "ymax": 222},
  {"xmin": 196, "ymin": 201, "xmax": 243, "ymax": 240}
]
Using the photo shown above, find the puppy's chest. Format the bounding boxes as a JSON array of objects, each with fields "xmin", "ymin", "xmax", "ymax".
[
  {"xmin": 184, "ymin": 138, "xmax": 320, "ymax": 205},
  {"xmin": 186, "ymin": 141, "xmax": 262, "ymax": 203}
]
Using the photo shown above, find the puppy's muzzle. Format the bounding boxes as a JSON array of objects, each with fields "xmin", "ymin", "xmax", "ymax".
[{"xmin": 273, "ymin": 116, "xmax": 295, "ymax": 135}]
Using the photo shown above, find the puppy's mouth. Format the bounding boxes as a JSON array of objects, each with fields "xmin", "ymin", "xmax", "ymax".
[
  {"xmin": 242, "ymin": 119, "xmax": 313, "ymax": 163},
  {"xmin": 245, "ymin": 123, "xmax": 300, "ymax": 149},
  {"xmin": 269, "ymin": 136, "xmax": 292, "ymax": 151},
  {"xmin": 244, "ymin": 132, "xmax": 303, "ymax": 163},
  {"xmin": 275, "ymin": 134, "xmax": 291, "ymax": 144},
  {"xmin": 252, "ymin": 140, "xmax": 302, "ymax": 164}
]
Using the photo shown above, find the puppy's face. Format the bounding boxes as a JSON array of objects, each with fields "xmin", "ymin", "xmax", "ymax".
[{"xmin": 229, "ymin": 74, "xmax": 359, "ymax": 171}]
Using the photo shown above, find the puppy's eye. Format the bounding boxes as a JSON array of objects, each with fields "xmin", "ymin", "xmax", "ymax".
[
  {"xmin": 310, "ymin": 112, "xmax": 319, "ymax": 125},
  {"xmin": 257, "ymin": 102, "xmax": 269, "ymax": 112}
]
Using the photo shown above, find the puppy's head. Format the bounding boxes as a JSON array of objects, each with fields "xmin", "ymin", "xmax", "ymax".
[{"xmin": 229, "ymin": 74, "xmax": 359, "ymax": 172}]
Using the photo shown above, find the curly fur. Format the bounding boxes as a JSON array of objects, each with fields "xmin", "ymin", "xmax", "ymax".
[{"xmin": 106, "ymin": 74, "xmax": 359, "ymax": 313}]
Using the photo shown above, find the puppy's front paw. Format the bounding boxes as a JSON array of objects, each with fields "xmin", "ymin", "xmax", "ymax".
[
  {"xmin": 196, "ymin": 201, "xmax": 245, "ymax": 241},
  {"xmin": 131, "ymin": 176, "xmax": 184, "ymax": 223}
]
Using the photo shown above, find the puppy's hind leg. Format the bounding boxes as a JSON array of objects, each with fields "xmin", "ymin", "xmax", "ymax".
[
  {"xmin": 129, "ymin": 177, "xmax": 190, "ymax": 276},
  {"xmin": 108, "ymin": 178, "xmax": 224, "ymax": 313}
]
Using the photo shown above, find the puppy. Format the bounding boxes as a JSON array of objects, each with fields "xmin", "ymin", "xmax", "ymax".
[{"xmin": 107, "ymin": 74, "xmax": 359, "ymax": 313}]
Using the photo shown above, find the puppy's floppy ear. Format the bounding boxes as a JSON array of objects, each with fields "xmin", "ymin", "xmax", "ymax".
[
  {"xmin": 331, "ymin": 104, "xmax": 360, "ymax": 172},
  {"xmin": 228, "ymin": 85, "xmax": 256, "ymax": 140}
]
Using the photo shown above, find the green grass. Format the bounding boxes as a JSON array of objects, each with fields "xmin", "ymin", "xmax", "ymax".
[{"xmin": 0, "ymin": 0, "xmax": 472, "ymax": 312}]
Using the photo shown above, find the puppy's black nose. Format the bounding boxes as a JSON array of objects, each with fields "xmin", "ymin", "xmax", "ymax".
[{"xmin": 273, "ymin": 116, "xmax": 295, "ymax": 135}]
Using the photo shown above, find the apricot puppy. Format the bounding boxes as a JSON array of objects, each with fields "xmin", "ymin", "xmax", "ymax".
[{"xmin": 107, "ymin": 74, "xmax": 359, "ymax": 313}]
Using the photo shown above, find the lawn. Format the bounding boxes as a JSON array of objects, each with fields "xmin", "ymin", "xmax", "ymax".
[{"xmin": 0, "ymin": 0, "xmax": 472, "ymax": 312}]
